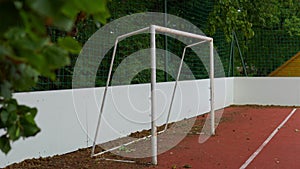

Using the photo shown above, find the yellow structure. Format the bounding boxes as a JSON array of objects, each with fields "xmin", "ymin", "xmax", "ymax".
[{"xmin": 269, "ymin": 52, "xmax": 300, "ymax": 77}]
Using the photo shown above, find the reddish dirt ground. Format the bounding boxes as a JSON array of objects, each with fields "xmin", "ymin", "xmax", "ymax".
[{"xmin": 4, "ymin": 106, "xmax": 300, "ymax": 169}]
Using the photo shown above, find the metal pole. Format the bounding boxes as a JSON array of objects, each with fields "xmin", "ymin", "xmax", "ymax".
[
  {"xmin": 154, "ymin": 25, "xmax": 212, "ymax": 41},
  {"xmin": 164, "ymin": 40, "xmax": 207, "ymax": 131},
  {"xmin": 209, "ymin": 40, "xmax": 215, "ymax": 135},
  {"xmin": 163, "ymin": 47, "xmax": 187, "ymax": 131},
  {"xmin": 91, "ymin": 39, "xmax": 119, "ymax": 157},
  {"xmin": 164, "ymin": 0, "xmax": 168, "ymax": 82},
  {"xmin": 228, "ymin": 31, "xmax": 234, "ymax": 76},
  {"xmin": 233, "ymin": 31, "xmax": 248, "ymax": 76},
  {"xmin": 150, "ymin": 25, "xmax": 158, "ymax": 165},
  {"xmin": 91, "ymin": 27, "xmax": 149, "ymax": 157}
]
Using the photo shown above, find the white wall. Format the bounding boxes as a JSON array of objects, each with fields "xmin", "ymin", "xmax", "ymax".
[
  {"xmin": 4, "ymin": 77, "xmax": 300, "ymax": 167},
  {"xmin": 0, "ymin": 78, "xmax": 232, "ymax": 167},
  {"xmin": 234, "ymin": 77, "xmax": 300, "ymax": 106},
  {"xmin": 0, "ymin": 90, "xmax": 88, "ymax": 167}
]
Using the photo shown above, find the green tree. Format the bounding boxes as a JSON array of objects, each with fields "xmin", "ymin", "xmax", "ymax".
[
  {"xmin": 208, "ymin": 0, "xmax": 300, "ymax": 76},
  {"xmin": 0, "ymin": 0, "xmax": 110, "ymax": 154},
  {"xmin": 208, "ymin": 0, "xmax": 300, "ymax": 41}
]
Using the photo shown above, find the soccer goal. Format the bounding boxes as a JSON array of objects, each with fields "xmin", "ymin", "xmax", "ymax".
[{"xmin": 91, "ymin": 25, "xmax": 215, "ymax": 165}]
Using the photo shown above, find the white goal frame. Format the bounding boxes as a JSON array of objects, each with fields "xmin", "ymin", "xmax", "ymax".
[{"xmin": 91, "ymin": 25, "xmax": 215, "ymax": 165}]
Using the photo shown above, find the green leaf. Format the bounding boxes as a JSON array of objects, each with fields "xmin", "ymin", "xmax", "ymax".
[
  {"xmin": 62, "ymin": 0, "xmax": 110, "ymax": 24},
  {"xmin": 29, "ymin": 107, "xmax": 38, "ymax": 118},
  {"xmin": 93, "ymin": 10, "xmax": 111, "ymax": 24},
  {"xmin": 6, "ymin": 100, "xmax": 17, "ymax": 112},
  {"xmin": 0, "ymin": 45, "xmax": 13, "ymax": 56},
  {"xmin": 0, "ymin": 1, "xmax": 21, "ymax": 35},
  {"xmin": 0, "ymin": 110, "xmax": 9, "ymax": 124},
  {"xmin": 13, "ymin": 64, "xmax": 39, "ymax": 91},
  {"xmin": 5, "ymin": 27, "xmax": 49, "ymax": 53},
  {"xmin": 8, "ymin": 111, "xmax": 17, "ymax": 124},
  {"xmin": 0, "ymin": 81, "xmax": 12, "ymax": 98},
  {"xmin": 4, "ymin": 27, "xmax": 26, "ymax": 41},
  {"xmin": 19, "ymin": 104, "xmax": 40, "ymax": 137},
  {"xmin": 61, "ymin": 2, "xmax": 80, "ymax": 19},
  {"xmin": 0, "ymin": 136, "xmax": 11, "ymax": 154},
  {"xmin": 24, "ymin": 113, "xmax": 35, "ymax": 124},
  {"xmin": 43, "ymin": 45, "xmax": 70, "ymax": 69},
  {"xmin": 7, "ymin": 101, "xmax": 17, "ymax": 113},
  {"xmin": 28, "ymin": 0, "xmax": 73, "ymax": 31},
  {"xmin": 8, "ymin": 124, "xmax": 20, "ymax": 141},
  {"xmin": 52, "ymin": 17, "xmax": 74, "ymax": 32},
  {"xmin": 73, "ymin": 0, "xmax": 107, "ymax": 14},
  {"xmin": 21, "ymin": 123, "xmax": 40, "ymax": 137},
  {"xmin": 0, "ymin": 119, "xmax": 4, "ymax": 128},
  {"xmin": 19, "ymin": 105, "xmax": 38, "ymax": 120},
  {"xmin": 19, "ymin": 10, "xmax": 46, "ymax": 38},
  {"xmin": 57, "ymin": 37, "xmax": 82, "ymax": 54},
  {"xmin": 27, "ymin": 0, "xmax": 61, "ymax": 17},
  {"xmin": 22, "ymin": 110, "xmax": 38, "ymax": 125}
]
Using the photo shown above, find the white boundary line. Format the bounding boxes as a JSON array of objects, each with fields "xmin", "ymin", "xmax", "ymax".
[{"xmin": 239, "ymin": 108, "xmax": 297, "ymax": 169}]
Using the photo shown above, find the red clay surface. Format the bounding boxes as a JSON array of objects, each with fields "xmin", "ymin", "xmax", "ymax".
[
  {"xmin": 247, "ymin": 108, "xmax": 300, "ymax": 169},
  {"xmin": 6, "ymin": 106, "xmax": 300, "ymax": 169},
  {"xmin": 145, "ymin": 106, "xmax": 297, "ymax": 169}
]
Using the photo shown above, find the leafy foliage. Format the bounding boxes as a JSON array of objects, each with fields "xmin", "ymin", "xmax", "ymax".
[
  {"xmin": 0, "ymin": 99, "xmax": 39, "ymax": 154},
  {"xmin": 207, "ymin": 0, "xmax": 300, "ymax": 76},
  {"xmin": 34, "ymin": 0, "xmax": 300, "ymax": 88},
  {"xmin": 208, "ymin": 0, "xmax": 300, "ymax": 41},
  {"xmin": 285, "ymin": 16, "xmax": 300, "ymax": 36},
  {"xmin": 208, "ymin": 0, "xmax": 254, "ymax": 42},
  {"xmin": 0, "ymin": 0, "xmax": 110, "ymax": 154}
]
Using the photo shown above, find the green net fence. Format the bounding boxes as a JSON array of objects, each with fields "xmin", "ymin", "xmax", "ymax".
[
  {"xmin": 34, "ymin": 0, "xmax": 300, "ymax": 91},
  {"xmin": 245, "ymin": 29, "xmax": 300, "ymax": 76}
]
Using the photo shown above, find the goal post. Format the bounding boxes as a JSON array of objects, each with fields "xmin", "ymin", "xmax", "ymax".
[
  {"xmin": 210, "ymin": 39, "xmax": 215, "ymax": 135},
  {"xmin": 150, "ymin": 25, "xmax": 158, "ymax": 165},
  {"xmin": 91, "ymin": 25, "xmax": 215, "ymax": 165}
]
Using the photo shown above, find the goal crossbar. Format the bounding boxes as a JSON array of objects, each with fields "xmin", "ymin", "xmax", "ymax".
[{"xmin": 91, "ymin": 25, "xmax": 215, "ymax": 165}]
